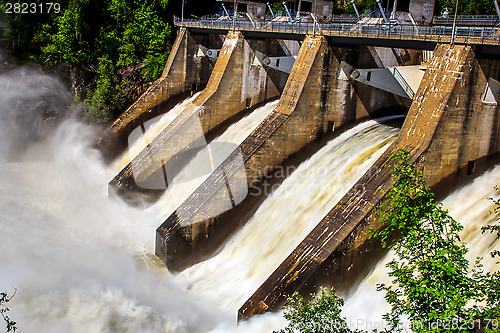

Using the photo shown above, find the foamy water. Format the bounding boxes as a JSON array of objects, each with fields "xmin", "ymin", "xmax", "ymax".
[
  {"xmin": 0, "ymin": 71, "xmax": 285, "ymax": 332},
  {"xmin": 1, "ymin": 68, "xmax": 499, "ymax": 333},
  {"xmin": 113, "ymin": 92, "xmax": 202, "ymax": 173},
  {"xmin": 151, "ymin": 100, "xmax": 278, "ymax": 221}
]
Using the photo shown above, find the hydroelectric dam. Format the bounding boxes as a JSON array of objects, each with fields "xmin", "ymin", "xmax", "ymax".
[{"xmin": 96, "ymin": 0, "xmax": 500, "ymax": 322}]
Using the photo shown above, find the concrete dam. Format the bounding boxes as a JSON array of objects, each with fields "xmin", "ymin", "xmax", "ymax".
[{"xmin": 97, "ymin": 2, "xmax": 500, "ymax": 321}]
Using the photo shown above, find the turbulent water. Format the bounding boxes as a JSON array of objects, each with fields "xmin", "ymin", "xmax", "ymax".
[
  {"xmin": 1, "ymin": 69, "xmax": 499, "ymax": 332},
  {"xmin": 0, "ymin": 71, "xmax": 284, "ymax": 332},
  {"xmin": 112, "ymin": 92, "xmax": 202, "ymax": 173},
  {"xmin": 181, "ymin": 119, "xmax": 400, "ymax": 315}
]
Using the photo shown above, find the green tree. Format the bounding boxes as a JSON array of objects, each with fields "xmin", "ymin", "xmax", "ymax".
[
  {"xmin": 1, "ymin": 290, "xmax": 16, "ymax": 333},
  {"xmin": 374, "ymin": 150, "xmax": 499, "ymax": 332},
  {"xmin": 1, "ymin": 0, "xmax": 172, "ymax": 121},
  {"xmin": 274, "ymin": 288, "xmax": 355, "ymax": 333},
  {"xmin": 435, "ymin": 0, "xmax": 496, "ymax": 16},
  {"xmin": 276, "ymin": 150, "xmax": 499, "ymax": 333}
]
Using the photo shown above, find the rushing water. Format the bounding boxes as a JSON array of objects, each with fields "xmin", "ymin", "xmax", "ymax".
[
  {"xmin": 180, "ymin": 119, "xmax": 401, "ymax": 315},
  {"xmin": 112, "ymin": 92, "xmax": 202, "ymax": 173},
  {"xmin": 1, "ymin": 69, "xmax": 499, "ymax": 332},
  {"xmin": 0, "ymin": 71, "xmax": 284, "ymax": 332}
]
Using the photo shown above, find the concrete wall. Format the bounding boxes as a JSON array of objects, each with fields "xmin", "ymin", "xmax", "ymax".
[
  {"xmin": 409, "ymin": 0, "xmax": 435, "ymax": 24},
  {"xmin": 247, "ymin": 2, "xmax": 267, "ymax": 20},
  {"xmin": 313, "ymin": 0, "xmax": 334, "ymax": 21},
  {"xmin": 238, "ymin": 44, "xmax": 500, "ymax": 320},
  {"xmin": 96, "ymin": 28, "xmax": 216, "ymax": 160}
]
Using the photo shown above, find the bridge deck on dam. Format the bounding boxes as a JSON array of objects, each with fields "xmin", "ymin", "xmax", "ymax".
[{"xmin": 174, "ymin": 16, "xmax": 500, "ymax": 57}]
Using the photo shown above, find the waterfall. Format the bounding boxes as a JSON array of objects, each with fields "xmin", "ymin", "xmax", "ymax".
[
  {"xmin": 112, "ymin": 92, "xmax": 202, "ymax": 173},
  {"xmin": 150, "ymin": 100, "xmax": 279, "ymax": 221},
  {"xmin": 1, "ymin": 69, "xmax": 498, "ymax": 332}
]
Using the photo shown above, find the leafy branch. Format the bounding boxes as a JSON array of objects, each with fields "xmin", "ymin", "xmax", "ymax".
[{"xmin": 1, "ymin": 290, "xmax": 17, "ymax": 333}]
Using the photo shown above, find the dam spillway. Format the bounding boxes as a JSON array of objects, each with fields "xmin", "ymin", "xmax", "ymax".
[{"xmin": 99, "ymin": 15, "xmax": 500, "ymax": 321}]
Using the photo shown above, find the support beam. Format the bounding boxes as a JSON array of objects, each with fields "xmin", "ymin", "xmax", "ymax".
[
  {"xmin": 342, "ymin": 63, "xmax": 426, "ymax": 99},
  {"xmin": 197, "ymin": 46, "xmax": 221, "ymax": 59},
  {"xmin": 261, "ymin": 56, "xmax": 296, "ymax": 73}
]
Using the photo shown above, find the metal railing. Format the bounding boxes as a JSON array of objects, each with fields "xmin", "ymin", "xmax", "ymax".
[
  {"xmin": 174, "ymin": 16, "xmax": 500, "ymax": 46},
  {"xmin": 367, "ymin": 46, "xmax": 385, "ymax": 67},
  {"xmin": 392, "ymin": 67, "xmax": 415, "ymax": 99},
  {"xmin": 432, "ymin": 15, "xmax": 500, "ymax": 26}
]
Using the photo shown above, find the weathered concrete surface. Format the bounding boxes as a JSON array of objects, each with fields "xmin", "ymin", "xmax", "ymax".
[
  {"xmin": 156, "ymin": 36, "xmax": 406, "ymax": 272},
  {"xmin": 238, "ymin": 44, "xmax": 500, "ymax": 320},
  {"xmin": 96, "ymin": 28, "xmax": 215, "ymax": 160},
  {"xmin": 109, "ymin": 30, "xmax": 283, "ymax": 200}
]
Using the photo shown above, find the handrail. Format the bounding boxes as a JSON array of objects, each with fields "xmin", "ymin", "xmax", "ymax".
[
  {"xmin": 174, "ymin": 16, "xmax": 500, "ymax": 47},
  {"xmin": 392, "ymin": 67, "xmax": 415, "ymax": 99},
  {"xmin": 432, "ymin": 15, "xmax": 500, "ymax": 26},
  {"xmin": 368, "ymin": 46, "xmax": 384, "ymax": 67}
]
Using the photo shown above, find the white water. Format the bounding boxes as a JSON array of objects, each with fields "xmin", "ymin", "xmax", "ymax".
[
  {"xmin": 112, "ymin": 92, "xmax": 202, "ymax": 173},
  {"xmin": 181, "ymin": 119, "xmax": 400, "ymax": 315},
  {"xmin": 151, "ymin": 100, "xmax": 278, "ymax": 221},
  {"xmin": 343, "ymin": 166, "xmax": 500, "ymax": 331},
  {"xmin": 0, "ymin": 71, "xmax": 285, "ymax": 332}
]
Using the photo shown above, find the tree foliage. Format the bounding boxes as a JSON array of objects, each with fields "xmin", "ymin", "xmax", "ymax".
[
  {"xmin": 277, "ymin": 150, "xmax": 499, "ymax": 333},
  {"xmin": 0, "ymin": 0, "xmax": 172, "ymax": 121},
  {"xmin": 1, "ymin": 290, "xmax": 16, "ymax": 333},
  {"xmin": 374, "ymin": 150, "xmax": 500, "ymax": 332},
  {"xmin": 274, "ymin": 288, "xmax": 357, "ymax": 333}
]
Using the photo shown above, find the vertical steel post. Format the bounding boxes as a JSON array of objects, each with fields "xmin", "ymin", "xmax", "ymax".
[
  {"xmin": 181, "ymin": 0, "xmax": 185, "ymax": 26},
  {"xmin": 451, "ymin": 0, "xmax": 459, "ymax": 44}
]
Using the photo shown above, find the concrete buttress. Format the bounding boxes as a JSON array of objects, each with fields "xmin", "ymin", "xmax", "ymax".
[{"xmin": 96, "ymin": 28, "xmax": 212, "ymax": 160}]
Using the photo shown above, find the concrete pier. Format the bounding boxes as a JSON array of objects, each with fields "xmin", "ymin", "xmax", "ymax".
[{"xmin": 96, "ymin": 28, "xmax": 217, "ymax": 160}]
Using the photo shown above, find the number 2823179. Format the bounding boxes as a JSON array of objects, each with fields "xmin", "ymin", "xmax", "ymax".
[{"xmin": 5, "ymin": 3, "xmax": 61, "ymax": 14}]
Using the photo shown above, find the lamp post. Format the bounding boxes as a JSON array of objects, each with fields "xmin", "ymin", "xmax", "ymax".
[
  {"xmin": 181, "ymin": 0, "xmax": 184, "ymax": 26},
  {"xmin": 451, "ymin": 0, "xmax": 459, "ymax": 45}
]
